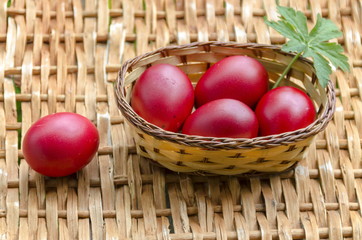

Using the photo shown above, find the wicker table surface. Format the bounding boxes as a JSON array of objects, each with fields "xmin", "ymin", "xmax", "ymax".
[{"xmin": 1, "ymin": 0, "xmax": 362, "ymax": 239}]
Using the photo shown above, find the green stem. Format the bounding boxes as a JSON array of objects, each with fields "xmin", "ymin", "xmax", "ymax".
[{"xmin": 272, "ymin": 51, "xmax": 303, "ymax": 89}]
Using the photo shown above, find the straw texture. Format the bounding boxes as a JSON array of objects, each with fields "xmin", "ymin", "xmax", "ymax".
[{"xmin": 0, "ymin": 0, "xmax": 361, "ymax": 239}]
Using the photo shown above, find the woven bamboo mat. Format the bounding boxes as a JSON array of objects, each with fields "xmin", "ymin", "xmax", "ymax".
[{"xmin": 0, "ymin": 0, "xmax": 362, "ymax": 239}]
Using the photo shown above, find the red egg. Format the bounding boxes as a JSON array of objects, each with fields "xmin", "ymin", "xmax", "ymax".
[
  {"xmin": 255, "ymin": 86, "xmax": 316, "ymax": 136},
  {"xmin": 131, "ymin": 64, "xmax": 194, "ymax": 132},
  {"xmin": 195, "ymin": 56, "xmax": 269, "ymax": 108},
  {"xmin": 23, "ymin": 112, "xmax": 99, "ymax": 177},
  {"xmin": 182, "ymin": 99, "xmax": 258, "ymax": 138}
]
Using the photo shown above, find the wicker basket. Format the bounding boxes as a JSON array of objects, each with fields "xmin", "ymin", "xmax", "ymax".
[{"xmin": 115, "ymin": 41, "xmax": 336, "ymax": 176}]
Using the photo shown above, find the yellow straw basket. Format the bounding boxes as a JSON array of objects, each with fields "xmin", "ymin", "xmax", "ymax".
[{"xmin": 115, "ymin": 42, "xmax": 335, "ymax": 176}]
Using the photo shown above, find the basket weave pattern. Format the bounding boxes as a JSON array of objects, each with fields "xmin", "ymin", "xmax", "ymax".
[
  {"xmin": 116, "ymin": 42, "xmax": 336, "ymax": 175},
  {"xmin": 1, "ymin": 0, "xmax": 362, "ymax": 239}
]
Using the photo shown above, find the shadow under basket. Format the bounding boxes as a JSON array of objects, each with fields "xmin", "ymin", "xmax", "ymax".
[{"xmin": 115, "ymin": 42, "xmax": 336, "ymax": 176}]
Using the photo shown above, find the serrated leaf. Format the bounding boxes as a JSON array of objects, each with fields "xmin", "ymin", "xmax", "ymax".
[
  {"xmin": 281, "ymin": 39, "xmax": 306, "ymax": 53},
  {"xmin": 264, "ymin": 17, "xmax": 304, "ymax": 42},
  {"xmin": 311, "ymin": 42, "xmax": 350, "ymax": 72},
  {"xmin": 276, "ymin": 6, "xmax": 309, "ymax": 40},
  {"xmin": 264, "ymin": 6, "xmax": 349, "ymax": 88},
  {"xmin": 303, "ymin": 48, "xmax": 332, "ymax": 88},
  {"xmin": 309, "ymin": 14, "xmax": 343, "ymax": 43}
]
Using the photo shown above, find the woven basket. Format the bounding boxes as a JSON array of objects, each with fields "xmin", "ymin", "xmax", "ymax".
[{"xmin": 115, "ymin": 41, "xmax": 336, "ymax": 176}]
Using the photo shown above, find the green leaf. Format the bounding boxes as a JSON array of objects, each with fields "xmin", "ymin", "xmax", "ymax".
[
  {"xmin": 276, "ymin": 6, "xmax": 309, "ymax": 40},
  {"xmin": 264, "ymin": 17, "xmax": 303, "ymax": 42},
  {"xmin": 303, "ymin": 48, "xmax": 332, "ymax": 88},
  {"xmin": 309, "ymin": 14, "xmax": 343, "ymax": 43},
  {"xmin": 281, "ymin": 38, "xmax": 306, "ymax": 53},
  {"xmin": 311, "ymin": 42, "xmax": 350, "ymax": 72},
  {"xmin": 264, "ymin": 6, "xmax": 349, "ymax": 88}
]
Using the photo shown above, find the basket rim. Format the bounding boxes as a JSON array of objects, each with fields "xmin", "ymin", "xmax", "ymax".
[{"xmin": 115, "ymin": 41, "xmax": 336, "ymax": 149}]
